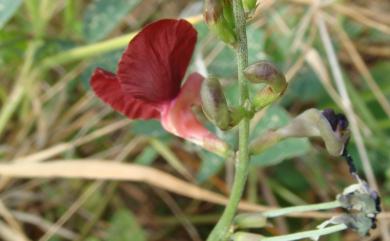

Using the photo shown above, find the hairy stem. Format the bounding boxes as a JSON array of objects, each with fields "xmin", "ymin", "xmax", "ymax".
[{"xmin": 206, "ymin": 0, "xmax": 249, "ymax": 240}]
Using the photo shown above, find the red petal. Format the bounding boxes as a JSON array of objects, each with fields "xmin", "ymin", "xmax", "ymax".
[
  {"xmin": 90, "ymin": 68, "xmax": 160, "ymax": 119},
  {"xmin": 117, "ymin": 19, "xmax": 197, "ymax": 103}
]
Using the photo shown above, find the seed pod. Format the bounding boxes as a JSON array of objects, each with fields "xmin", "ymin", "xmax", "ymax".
[
  {"xmin": 244, "ymin": 61, "xmax": 287, "ymax": 110},
  {"xmin": 200, "ymin": 77, "xmax": 231, "ymax": 130}
]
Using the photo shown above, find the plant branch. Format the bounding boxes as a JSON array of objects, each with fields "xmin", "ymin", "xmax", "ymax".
[
  {"xmin": 232, "ymin": 224, "xmax": 348, "ymax": 241},
  {"xmin": 263, "ymin": 200, "xmax": 341, "ymax": 218}
]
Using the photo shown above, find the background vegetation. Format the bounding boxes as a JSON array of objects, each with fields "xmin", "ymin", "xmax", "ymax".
[{"xmin": 0, "ymin": 0, "xmax": 389, "ymax": 240}]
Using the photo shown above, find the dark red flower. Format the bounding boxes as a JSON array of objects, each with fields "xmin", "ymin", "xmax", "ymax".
[{"xmin": 90, "ymin": 19, "xmax": 228, "ymax": 155}]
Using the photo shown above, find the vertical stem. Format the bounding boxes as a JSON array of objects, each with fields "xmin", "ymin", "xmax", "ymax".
[{"xmin": 207, "ymin": 1, "xmax": 249, "ymax": 241}]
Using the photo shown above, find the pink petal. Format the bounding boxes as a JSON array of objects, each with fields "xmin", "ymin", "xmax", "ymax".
[
  {"xmin": 160, "ymin": 73, "xmax": 228, "ymax": 155},
  {"xmin": 117, "ymin": 19, "xmax": 197, "ymax": 103},
  {"xmin": 90, "ymin": 68, "xmax": 160, "ymax": 119}
]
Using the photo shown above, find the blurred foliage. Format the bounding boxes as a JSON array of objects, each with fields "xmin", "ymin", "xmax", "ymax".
[
  {"xmin": 0, "ymin": 0, "xmax": 389, "ymax": 240},
  {"xmin": 83, "ymin": 0, "xmax": 141, "ymax": 42}
]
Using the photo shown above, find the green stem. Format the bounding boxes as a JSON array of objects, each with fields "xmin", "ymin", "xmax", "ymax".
[
  {"xmin": 234, "ymin": 200, "xmax": 341, "ymax": 229},
  {"xmin": 263, "ymin": 224, "xmax": 348, "ymax": 241},
  {"xmin": 263, "ymin": 200, "xmax": 341, "ymax": 218},
  {"xmin": 207, "ymin": 0, "xmax": 249, "ymax": 240},
  {"xmin": 232, "ymin": 224, "xmax": 348, "ymax": 241},
  {"xmin": 40, "ymin": 33, "xmax": 136, "ymax": 69},
  {"xmin": 40, "ymin": 16, "xmax": 203, "ymax": 69}
]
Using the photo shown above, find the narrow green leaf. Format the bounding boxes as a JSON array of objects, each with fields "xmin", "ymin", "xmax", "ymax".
[
  {"xmin": 134, "ymin": 147, "xmax": 158, "ymax": 166},
  {"xmin": 0, "ymin": 0, "xmax": 23, "ymax": 29},
  {"xmin": 196, "ymin": 150, "xmax": 225, "ymax": 183}
]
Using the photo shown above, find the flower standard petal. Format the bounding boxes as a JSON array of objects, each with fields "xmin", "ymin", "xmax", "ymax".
[
  {"xmin": 117, "ymin": 19, "xmax": 197, "ymax": 103},
  {"xmin": 90, "ymin": 68, "xmax": 160, "ymax": 119}
]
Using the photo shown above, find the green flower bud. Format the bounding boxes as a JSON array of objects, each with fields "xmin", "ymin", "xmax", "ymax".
[
  {"xmin": 244, "ymin": 61, "xmax": 287, "ymax": 110},
  {"xmin": 338, "ymin": 180, "xmax": 381, "ymax": 215},
  {"xmin": 275, "ymin": 108, "xmax": 350, "ymax": 156},
  {"xmin": 210, "ymin": 20, "xmax": 237, "ymax": 46},
  {"xmin": 249, "ymin": 109, "xmax": 350, "ymax": 157},
  {"xmin": 234, "ymin": 213, "xmax": 268, "ymax": 229},
  {"xmin": 201, "ymin": 77, "xmax": 246, "ymax": 130},
  {"xmin": 221, "ymin": 0, "xmax": 235, "ymax": 29},
  {"xmin": 231, "ymin": 232, "xmax": 264, "ymax": 241},
  {"xmin": 319, "ymin": 214, "xmax": 375, "ymax": 237},
  {"xmin": 243, "ymin": 0, "xmax": 257, "ymax": 12},
  {"xmin": 204, "ymin": 0, "xmax": 237, "ymax": 46},
  {"xmin": 244, "ymin": 61, "xmax": 287, "ymax": 93},
  {"xmin": 201, "ymin": 77, "xmax": 231, "ymax": 130}
]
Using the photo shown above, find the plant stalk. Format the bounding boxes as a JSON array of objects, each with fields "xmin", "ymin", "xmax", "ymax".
[
  {"xmin": 262, "ymin": 224, "xmax": 348, "ymax": 241},
  {"xmin": 232, "ymin": 224, "xmax": 348, "ymax": 241},
  {"xmin": 263, "ymin": 200, "xmax": 341, "ymax": 218},
  {"xmin": 207, "ymin": 0, "xmax": 249, "ymax": 240}
]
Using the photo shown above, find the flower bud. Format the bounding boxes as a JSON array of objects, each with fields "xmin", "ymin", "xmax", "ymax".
[
  {"xmin": 204, "ymin": 0, "xmax": 223, "ymax": 24},
  {"xmin": 244, "ymin": 61, "xmax": 287, "ymax": 93},
  {"xmin": 243, "ymin": 0, "xmax": 257, "ymax": 12},
  {"xmin": 244, "ymin": 61, "xmax": 287, "ymax": 110},
  {"xmin": 221, "ymin": 0, "xmax": 235, "ymax": 29},
  {"xmin": 338, "ymin": 180, "xmax": 381, "ymax": 215},
  {"xmin": 234, "ymin": 213, "xmax": 268, "ymax": 229},
  {"xmin": 275, "ymin": 108, "xmax": 350, "ymax": 156},
  {"xmin": 231, "ymin": 232, "xmax": 264, "ymax": 241},
  {"xmin": 204, "ymin": 0, "xmax": 237, "ymax": 46},
  {"xmin": 201, "ymin": 77, "xmax": 231, "ymax": 130}
]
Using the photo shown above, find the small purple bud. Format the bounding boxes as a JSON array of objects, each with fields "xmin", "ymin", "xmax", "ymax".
[
  {"xmin": 322, "ymin": 109, "xmax": 338, "ymax": 131},
  {"xmin": 322, "ymin": 109, "xmax": 349, "ymax": 132}
]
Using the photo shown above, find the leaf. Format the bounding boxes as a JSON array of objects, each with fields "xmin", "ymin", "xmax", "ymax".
[
  {"xmin": 0, "ymin": 0, "xmax": 23, "ymax": 29},
  {"xmin": 131, "ymin": 120, "xmax": 169, "ymax": 138},
  {"xmin": 196, "ymin": 150, "xmax": 225, "ymax": 183},
  {"xmin": 85, "ymin": 238, "xmax": 102, "ymax": 241},
  {"xmin": 250, "ymin": 106, "xmax": 311, "ymax": 166},
  {"xmin": 247, "ymin": 24, "xmax": 266, "ymax": 63},
  {"xmin": 280, "ymin": 67, "xmax": 328, "ymax": 105},
  {"xmin": 251, "ymin": 138, "xmax": 310, "ymax": 167},
  {"xmin": 106, "ymin": 210, "xmax": 146, "ymax": 241},
  {"xmin": 207, "ymin": 45, "xmax": 236, "ymax": 78},
  {"xmin": 134, "ymin": 147, "xmax": 158, "ymax": 166},
  {"xmin": 83, "ymin": 0, "xmax": 141, "ymax": 42},
  {"xmin": 204, "ymin": 24, "xmax": 265, "ymax": 79}
]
